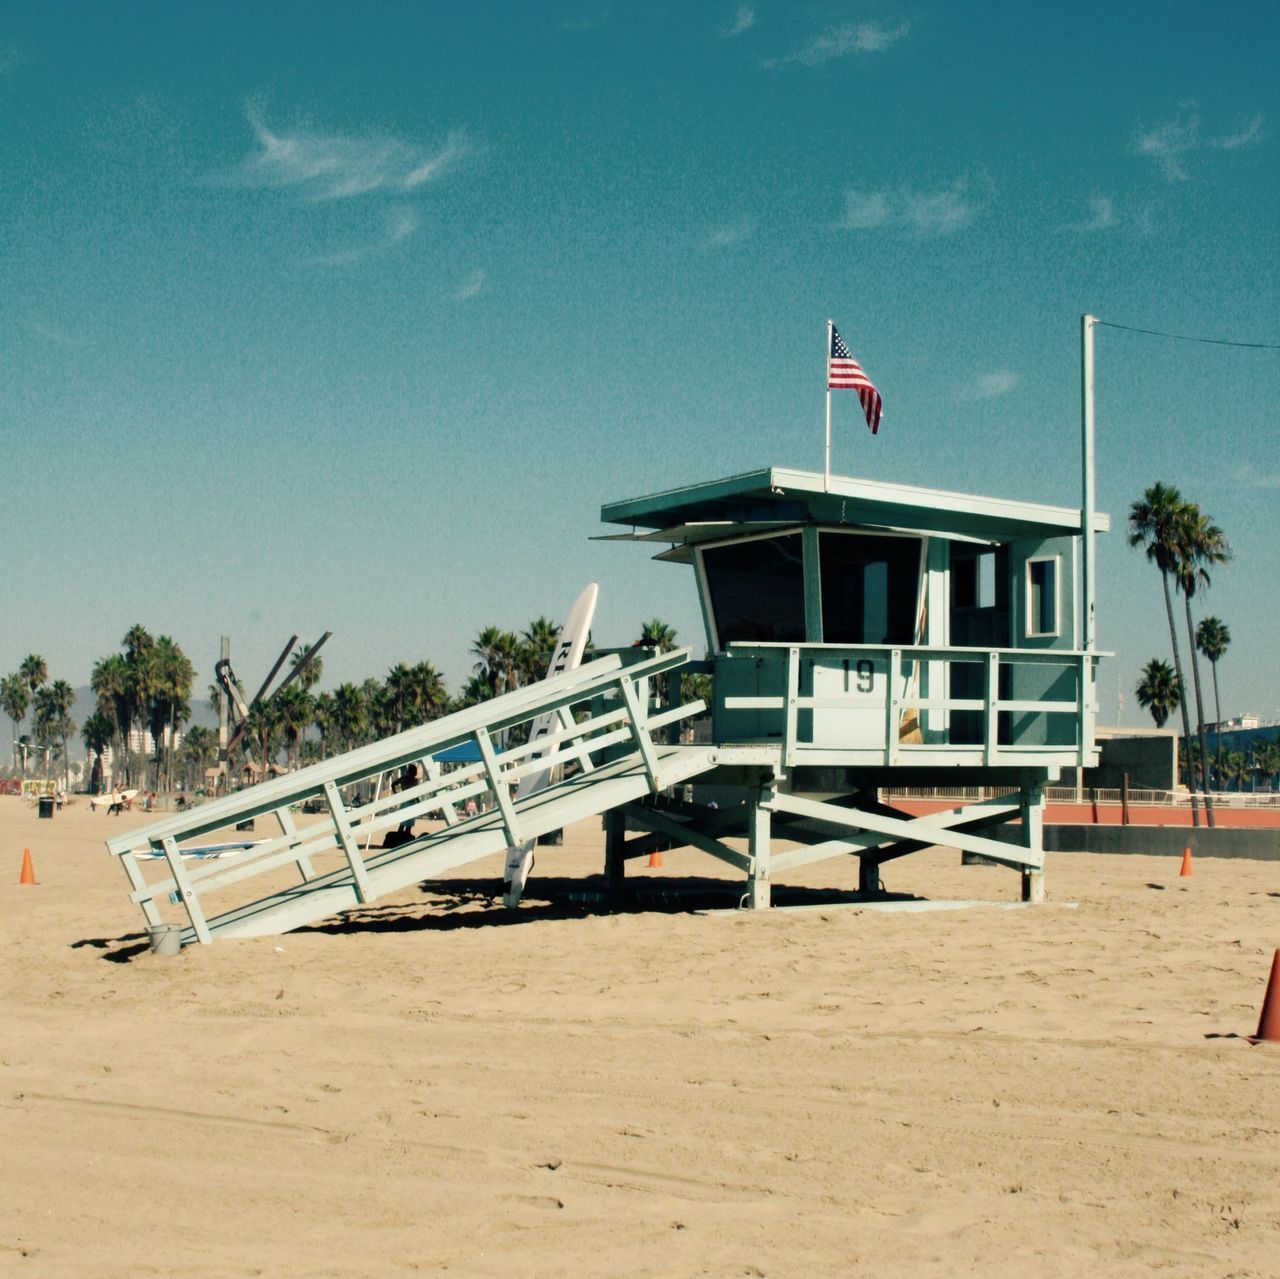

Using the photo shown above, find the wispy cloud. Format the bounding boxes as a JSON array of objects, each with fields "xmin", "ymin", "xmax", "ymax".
[
  {"xmin": 455, "ymin": 269, "xmax": 487, "ymax": 301},
  {"xmin": 721, "ymin": 5, "xmax": 756, "ymax": 37},
  {"xmin": 706, "ymin": 216, "xmax": 754, "ymax": 247},
  {"xmin": 837, "ymin": 190, "xmax": 890, "ymax": 229},
  {"xmin": 560, "ymin": 8, "xmax": 610, "ymax": 31},
  {"xmin": 234, "ymin": 104, "xmax": 469, "ymax": 201},
  {"xmin": 1234, "ymin": 463, "xmax": 1280, "ymax": 491},
  {"xmin": 838, "ymin": 175, "xmax": 989, "ymax": 236},
  {"xmin": 902, "ymin": 177, "xmax": 984, "ymax": 235},
  {"xmin": 1212, "ymin": 112, "xmax": 1265, "ymax": 151},
  {"xmin": 963, "ymin": 370, "xmax": 1020, "ymax": 401},
  {"xmin": 1134, "ymin": 105, "xmax": 1265, "ymax": 181},
  {"xmin": 765, "ymin": 20, "xmax": 909, "ymax": 68},
  {"xmin": 19, "ymin": 317, "xmax": 82, "ymax": 347},
  {"xmin": 1064, "ymin": 195, "xmax": 1117, "ymax": 233},
  {"xmin": 307, "ymin": 207, "xmax": 420, "ymax": 269}
]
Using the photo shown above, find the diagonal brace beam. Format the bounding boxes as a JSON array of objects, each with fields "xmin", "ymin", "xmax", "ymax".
[
  {"xmin": 617, "ymin": 803, "xmax": 752, "ymax": 873},
  {"xmin": 767, "ymin": 792, "xmax": 1041, "ymax": 871}
]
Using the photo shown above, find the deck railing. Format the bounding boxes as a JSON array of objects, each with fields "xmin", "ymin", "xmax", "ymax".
[{"xmin": 716, "ymin": 642, "xmax": 1101, "ymax": 768}]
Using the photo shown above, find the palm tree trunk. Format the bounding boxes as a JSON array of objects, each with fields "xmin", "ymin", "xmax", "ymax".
[
  {"xmin": 1161, "ymin": 572, "xmax": 1200, "ymax": 825},
  {"xmin": 1182, "ymin": 595, "xmax": 1215, "ymax": 825},
  {"xmin": 1208, "ymin": 658, "xmax": 1223, "ymax": 787}
]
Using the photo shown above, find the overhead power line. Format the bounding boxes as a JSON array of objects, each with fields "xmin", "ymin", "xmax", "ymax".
[{"xmin": 1096, "ymin": 320, "xmax": 1280, "ymax": 351}]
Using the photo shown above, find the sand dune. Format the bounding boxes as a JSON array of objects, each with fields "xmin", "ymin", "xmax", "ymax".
[{"xmin": 2, "ymin": 796, "xmax": 1277, "ymax": 1276}]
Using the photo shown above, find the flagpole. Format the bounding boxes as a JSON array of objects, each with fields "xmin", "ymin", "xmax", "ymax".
[
  {"xmin": 1080, "ymin": 313, "xmax": 1096, "ymax": 654},
  {"xmin": 824, "ymin": 319, "xmax": 833, "ymax": 491}
]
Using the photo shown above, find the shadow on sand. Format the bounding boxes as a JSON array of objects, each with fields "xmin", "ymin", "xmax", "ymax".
[
  {"xmin": 302, "ymin": 874, "xmax": 891, "ymax": 938},
  {"xmin": 74, "ymin": 875, "xmax": 912, "ymax": 958}
]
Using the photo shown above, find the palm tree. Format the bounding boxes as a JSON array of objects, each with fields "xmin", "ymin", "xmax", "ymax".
[
  {"xmin": 1173, "ymin": 506, "xmax": 1230, "ymax": 820},
  {"xmin": 1253, "ymin": 738, "xmax": 1280, "ymax": 792},
  {"xmin": 82, "ymin": 709, "xmax": 114, "ymax": 793},
  {"xmin": 521, "ymin": 617, "xmax": 561, "ymax": 683},
  {"xmin": 244, "ymin": 700, "xmax": 284, "ymax": 781},
  {"xmin": 312, "ymin": 690, "xmax": 336, "ymax": 759},
  {"xmin": 122, "ymin": 626, "xmax": 155, "ymax": 786},
  {"xmin": 1, "ymin": 674, "xmax": 29, "ymax": 774},
  {"xmin": 1219, "ymin": 749, "xmax": 1248, "ymax": 792},
  {"xmin": 289, "ymin": 645, "xmax": 324, "ymax": 691},
  {"xmin": 1135, "ymin": 659, "xmax": 1181, "ymax": 730},
  {"xmin": 639, "ymin": 618, "xmax": 678, "ymax": 651},
  {"xmin": 471, "ymin": 626, "xmax": 525, "ymax": 700},
  {"xmin": 1128, "ymin": 485, "xmax": 1201, "ymax": 823},
  {"xmin": 455, "ymin": 672, "xmax": 492, "ymax": 709},
  {"xmin": 34, "ymin": 680, "xmax": 76, "ymax": 788},
  {"xmin": 18, "ymin": 654, "xmax": 47, "ymax": 767},
  {"xmin": 1195, "ymin": 616, "xmax": 1230, "ymax": 784},
  {"xmin": 384, "ymin": 663, "xmax": 416, "ymax": 733},
  {"xmin": 274, "ymin": 684, "xmax": 314, "ymax": 771},
  {"xmin": 177, "ymin": 724, "xmax": 216, "ymax": 791},
  {"xmin": 91, "ymin": 653, "xmax": 130, "ymax": 784},
  {"xmin": 19, "ymin": 653, "xmax": 47, "ymax": 703},
  {"xmin": 361, "ymin": 678, "xmax": 389, "ymax": 743},
  {"xmin": 409, "ymin": 661, "xmax": 447, "ymax": 722},
  {"xmin": 147, "ymin": 636, "xmax": 194, "ymax": 791},
  {"xmin": 639, "ymin": 618, "xmax": 679, "ymax": 703},
  {"xmin": 331, "ymin": 683, "xmax": 366, "ymax": 755}
]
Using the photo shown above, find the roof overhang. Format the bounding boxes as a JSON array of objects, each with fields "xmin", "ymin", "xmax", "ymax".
[{"xmin": 600, "ymin": 466, "xmax": 1110, "ymax": 552}]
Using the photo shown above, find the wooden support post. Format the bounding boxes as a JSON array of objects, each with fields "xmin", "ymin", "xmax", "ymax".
[
  {"xmin": 984, "ymin": 652, "xmax": 1000, "ymax": 766},
  {"xmin": 747, "ymin": 789, "xmax": 772, "ymax": 910},
  {"xmin": 162, "ymin": 835, "xmax": 212, "ymax": 944},
  {"xmin": 859, "ymin": 856, "xmax": 880, "ymax": 897},
  {"xmin": 885, "ymin": 648, "xmax": 902, "ymax": 765},
  {"xmin": 1121, "ymin": 771, "xmax": 1130, "ymax": 826},
  {"xmin": 1020, "ymin": 784, "xmax": 1046, "ymax": 903},
  {"xmin": 616, "ymin": 679, "xmax": 659, "ymax": 790},
  {"xmin": 475, "ymin": 726, "xmax": 525, "ymax": 847},
  {"xmin": 423, "ymin": 757, "xmax": 459, "ymax": 826},
  {"xmin": 275, "ymin": 805, "xmax": 315, "ymax": 883},
  {"xmin": 324, "ymin": 780, "xmax": 374, "ymax": 904},
  {"xmin": 604, "ymin": 808, "xmax": 626, "ymax": 893},
  {"xmin": 1021, "ymin": 869, "xmax": 1045, "ymax": 903},
  {"xmin": 783, "ymin": 647, "xmax": 800, "ymax": 769},
  {"xmin": 118, "ymin": 849, "xmax": 164, "ymax": 929}
]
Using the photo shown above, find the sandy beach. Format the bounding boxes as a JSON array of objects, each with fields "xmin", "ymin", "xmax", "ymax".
[{"xmin": 2, "ymin": 795, "xmax": 1277, "ymax": 1277}]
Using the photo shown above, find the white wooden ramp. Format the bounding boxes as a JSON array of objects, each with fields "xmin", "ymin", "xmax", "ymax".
[{"xmin": 107, "ymin": 649, "xmax": 713, "ymax": 945}]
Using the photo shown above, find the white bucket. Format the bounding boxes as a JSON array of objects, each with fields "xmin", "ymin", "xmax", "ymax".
[{"xmin": 148, "ymin": 923, "xmax": 183, "ymax": 957}]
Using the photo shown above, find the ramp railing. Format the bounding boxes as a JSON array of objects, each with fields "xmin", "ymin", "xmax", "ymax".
[{"xmin": 109, "ymin": 648, "xmax": 700, "ymax": 942}]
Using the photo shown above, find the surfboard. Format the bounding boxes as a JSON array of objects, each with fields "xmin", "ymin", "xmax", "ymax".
[
  {"xmin": 90, "ymin": 789, "xmax": 139, "ymax": 810},
  {"xmin": 135, "ymin": 840, "xmax": 264, "ymax": 860},
  {"xmin": 502, "ymin": 582, "xmax": 599, "ymax": 907}
]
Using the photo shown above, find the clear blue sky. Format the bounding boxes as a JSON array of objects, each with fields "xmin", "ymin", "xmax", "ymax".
[{"xmin": 2, "ymin": 2, "xmax": 1277, "ymax": 727}]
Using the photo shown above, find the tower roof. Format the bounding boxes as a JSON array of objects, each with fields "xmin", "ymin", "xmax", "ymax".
[{"xmin": 600, "ymin": 466, "xmax": 1109, "ymax": 556}]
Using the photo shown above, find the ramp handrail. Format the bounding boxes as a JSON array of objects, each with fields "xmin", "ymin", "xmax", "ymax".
[{"xmin": 109, "ymin": 647, "xmax": 700, "ymax": 942}]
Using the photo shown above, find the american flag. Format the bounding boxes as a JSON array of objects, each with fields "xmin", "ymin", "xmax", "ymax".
[{"xmin": 828, "ymin": 324, "xmax": 882, "ymax": 435}]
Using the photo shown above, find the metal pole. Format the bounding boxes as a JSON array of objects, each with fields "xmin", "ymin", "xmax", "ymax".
[
  {"xmin": 217, "ymin": 635, "xmax": 229, "ymax": 794},
  {"xmin": 824, "ymin": 319, "xmax": 833, "ymax": 491},
  {"xmin": 1081, "ymin": 314, "xmax": 1096, "ymax": 653}
]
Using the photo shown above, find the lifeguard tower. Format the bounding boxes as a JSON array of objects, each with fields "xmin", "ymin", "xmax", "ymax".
[
  {"xmin": 105, "ymin": 470, "xmax": 1107, "ymax": 943},
  {"xmin": 597, "ymin": 465, "xmax": 1109, "ymax": 906}
]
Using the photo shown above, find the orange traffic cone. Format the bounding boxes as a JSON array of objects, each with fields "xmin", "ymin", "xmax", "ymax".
[
  {"xmin": 18, "ymin": 848, "xmax": 36, "ymax": 885},
  {"xmin": 1250, "ymin": 949, "xmax": 1280, "ymax": 1045},
  {"xmin": 1179, "ymin": 846, "xmax": 1193, "ymax": 878},
  {"xmin": 648, "ymin": 849, "xmax": 664, "ymax": 869}
]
